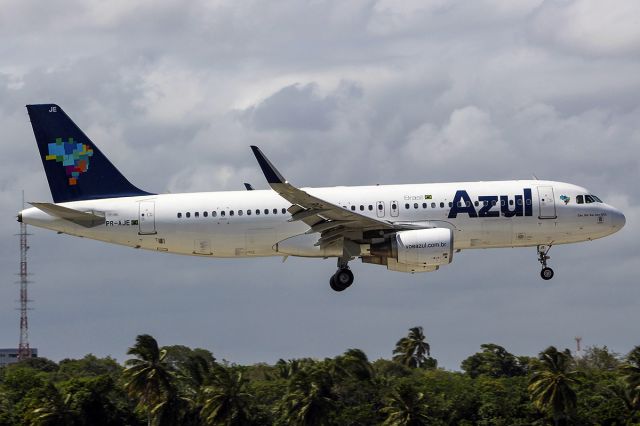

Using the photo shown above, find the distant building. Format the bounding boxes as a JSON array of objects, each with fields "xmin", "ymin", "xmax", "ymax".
[{"xmin": 0, "ymin": 348, "xmax": 38, "ymax": 368}]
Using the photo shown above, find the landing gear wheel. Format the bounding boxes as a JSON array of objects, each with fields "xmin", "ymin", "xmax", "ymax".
[
  {"xmin": 330, "ymin": 275, "xmax": 345, "ymax": 292},
  {"xmin": 536, "ymin": 245, "xmax": 555, "ymax": 281},
  {"xmin": 330, "ymin": 268, "xmax": 354, "ymax": 292},
  {"xmin": 540, "ymin": 267, "xmax": 554, "ymax": 280}
]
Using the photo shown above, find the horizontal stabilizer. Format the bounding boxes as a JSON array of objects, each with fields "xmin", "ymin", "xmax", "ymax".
[{"xmin": 30, "ymin": 202, "xmax": 105, "ymax": 228}]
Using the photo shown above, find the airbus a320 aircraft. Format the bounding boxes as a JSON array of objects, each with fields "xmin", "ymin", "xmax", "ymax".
[{"xmin": 20, "ymin": 104, "xmax": 626, "ymax": 292}]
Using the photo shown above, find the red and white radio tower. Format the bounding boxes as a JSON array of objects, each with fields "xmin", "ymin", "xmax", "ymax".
[{"xmin": 17, "ymin": 192, "xmax": 32, "ymax": 360}]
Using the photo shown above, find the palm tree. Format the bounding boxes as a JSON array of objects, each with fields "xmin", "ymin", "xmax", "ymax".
[
  {"xmin": 278, "ymin": 363, "xmax": 336, "ymax": 426},
  {"xmin": 621, "ymin": 345, "xmax": 640, "ymax": 410},
  {"xmin": 393, "ymin": 327, "xmax": 432, "ymax": 369},
  {"xmin": 28, "ymin": 384, "xmax": 75, "ymax": 426},
  {"xmin": 528, "ymin": 346, "xmax": 582, "ymax": 426},
  {"xmin": 200, "ymin": 364, "xmax": 252, "ymax": 425},
  {"xmin": 122, "ymin": 334, "xmax": 178, "ymax": 426},
  {"xmin": 381, "ymin": 382, "xmax": 431, "ymax": 426},
  {"xmin": 333, "ymin": 349, "xmax": 374, "ymax": 381}
]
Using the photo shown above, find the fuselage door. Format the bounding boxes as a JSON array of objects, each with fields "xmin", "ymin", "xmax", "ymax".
[
  {"xmin": 376, "ymin": 201, "xmax": 385, "ymax": 218},
  {"xmin": 390, "ymin": 201, "xmax": 399, "ymax": 217},
  {"xmin": 139, "ymin": 201, "xmax": 157, "ymax": 235},
  {"xmin": 537, "ymin": 186, "xmax": 557, "ymax": 219}
]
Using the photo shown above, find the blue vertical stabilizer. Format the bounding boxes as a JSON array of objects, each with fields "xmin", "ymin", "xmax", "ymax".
[{"xmin": 27, "ymin": 104, "xmax": 152, "ymax": 203}]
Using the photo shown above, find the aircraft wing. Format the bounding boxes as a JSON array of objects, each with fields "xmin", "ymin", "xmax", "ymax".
[
  {"xmin": 29, "ymin": 202, "xmax": 105, "ymax": 228},
  {"xmin": 250, "ymin": 146, "xmax": 420, "ymax": 248}
]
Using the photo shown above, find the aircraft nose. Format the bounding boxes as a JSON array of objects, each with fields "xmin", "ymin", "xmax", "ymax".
[{"xmin": 611, "ymin": 209, "xmax": 626, "ymax": 231}]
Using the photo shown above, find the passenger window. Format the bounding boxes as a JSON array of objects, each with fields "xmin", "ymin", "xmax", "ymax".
[
  {"xmin": 422, "ymin": 203, "xmax": 427, "ymax": 209},
  {"xmin": 457, "ymin": 202, "xmax": 462, "ymax": 207},
  {"xmin": 474, "ymin": 201, "xmax": 479, "ymax": 207},
  {"xmin": 186, "ymin": 212, "xmax": 191, "ymax": 218},
  {"xmin": 483, "ymin": 201, "xmax": 488, "ymax": 206},
  {"xmin": 195, "ymin": 212, "xmax": 200, "ymax": 218},
  {"xmin": 526, "ymin": 199, "xmax": 531, "ymax": 205},
  {"xmin": 368, "ymin": 205, "xmax": 373, "ymax": 211},
  {"xmin": 413, "ymin": 203, "xmax": 418, "ymax": 209},
  {"xmin": 577, "ymin": 195, "xmax": 584, "ymax": 204},
  {"xmin": 500, "ymin": 200, "xmax": 505, "ymax": 206},
  {"xmin": 282, "ymin": 208, "xmax": 287, "ymax": 214},
  {"xmin": 221, "ymin": 211, "xmax": 225, "ymax": 217},
  {"xmin": 177, "ymin": 212, "xmax": 182, "ymax": 218},
  {"xmin": 392, "ymin": 203, "xmax": 397, "ymax": 209},
  {"xmin": 230, "ymin": 210, "xmax": 234, "ymax": 216},
  {"xmin": 273, "ymin": 208, "xmax": 277, "ymax": 214},
  {"xmin": 238, "ymin": 210, "xmax": 243, "ymax": 216},
  {"xmin": 351, "ymin": 205, "xmax": 356, "ymax": 211},
  {"xmin": 517, "ymin": 199, "xmax": 522, "ymax": 206},
  {"xmin": 264, "ymin": 209, "xmax": 269, "ymax": 215},
  {"xmin": 212, "ymin": 211, "xmax": 217, "ymax": 217},
  {"xmin": 405, "ymin": 203, "xmax": 410, "ymax": 209},
  {"xmin": 465, "ymin": 201, "xmax": 471, "ymax": 207},
  {"xmin": 440, "ymin": 202, "xmax": 444, "ymax": 208},
  {"xmin": 247, "ymin": 209, "xmax": 251, "ymax": 215},
  {"xmin": 448, "ymin": 202, "xmax": 452, "ymax": 208},
  {"xmin": 431, "ymin": 202, "xmax": 436, "ymax": 208},
  {"xmin": 492, "ymin": 200, "xmax": 497, "ymax": 206},
  {"xmin": 509, "ymin": 199, "xmax": 514, "ymax": 205},
  {"xmin": 255, "ymin": 209, "xmax": 260, "ymax": 215},
  {"xmin": 203, "ymin": 211, "xmax": 208, "ymax": 217},
  {"xmin": 378, "ymin": 204, "xmax": 383, "ymax": 210},
  {"xmin": 360, "ymin": 205, "xmax": 364, "ymax": 211}
]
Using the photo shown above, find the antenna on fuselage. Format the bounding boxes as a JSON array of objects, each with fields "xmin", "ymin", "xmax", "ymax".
[{"xmin": 532, "ymin": 174, "xmax": 539, "ymax": 180}]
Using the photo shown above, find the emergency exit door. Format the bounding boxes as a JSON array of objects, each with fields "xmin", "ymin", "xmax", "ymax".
[{"xmin": 139, "ymin": 201, "xmax": 157, "ymax": 234}]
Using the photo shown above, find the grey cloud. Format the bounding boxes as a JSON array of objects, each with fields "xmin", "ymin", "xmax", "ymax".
[{"xmin": 528, "ymin": 0, "xmax": 640, "ymax": 56}]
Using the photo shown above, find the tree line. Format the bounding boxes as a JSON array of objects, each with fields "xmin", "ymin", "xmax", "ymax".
[{"xmin": 1, "ymin": 326, "xmax": 639, "ymax": 425}]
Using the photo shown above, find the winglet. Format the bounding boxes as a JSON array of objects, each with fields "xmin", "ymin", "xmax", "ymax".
[
  {"xmin": 250, "ymin": 146, "xmax": 287, "ymax": 184},
  {"xmin": 244, "ymin": 182, "xmax": 254, "ymax": 191}
]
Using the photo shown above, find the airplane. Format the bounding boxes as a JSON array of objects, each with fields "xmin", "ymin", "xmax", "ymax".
[{"xmin": 19, "ymin": 104, "xmax": 626, "ymax": 292}]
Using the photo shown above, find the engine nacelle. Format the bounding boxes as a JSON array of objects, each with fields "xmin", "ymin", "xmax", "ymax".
[{"xmin": 370, "ymin": 228, "xmax": 453, "ymax": 266}]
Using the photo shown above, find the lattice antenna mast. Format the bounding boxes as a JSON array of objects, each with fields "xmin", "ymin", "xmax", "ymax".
[
  {"xmin": 17, "ymin": 191, "xmax": 32, "ymax": 360},
  {"xmin": 574, "ymin": 336, "xmax": 582, "ymax": 359}
]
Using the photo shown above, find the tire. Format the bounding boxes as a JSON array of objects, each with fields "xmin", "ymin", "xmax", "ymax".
[
  {"xmin": 540, "ymin": 267, "xmax": 554, "ymax": 280},
  {"xmin": 330, "ymin": 275, "xmax": 347, "ymax": 292},
  {"xmin": 335, "ymin": 268, "xmax": 354, "ymax": 287}
]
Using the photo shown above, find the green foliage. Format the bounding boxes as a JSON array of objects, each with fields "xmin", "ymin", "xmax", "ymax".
[
  {"xmin": 461, "ymin": 344, "xmax": 526, "ymax": 378},
  {"xmin": 1, "ymin": 333, "xmax": 639, "ymax": 425},
  {"xmin": 392, "ymin": 327, "xmax": 436, "ymax": 369},
  {"xmin": 528, "ymin": 346, "xmax": 582, "ymax": 425}
]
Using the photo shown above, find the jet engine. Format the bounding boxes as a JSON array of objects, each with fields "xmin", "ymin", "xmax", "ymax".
[{"xmin": 369, "ymin": 228, "xmax": 453, "ymax": 267}]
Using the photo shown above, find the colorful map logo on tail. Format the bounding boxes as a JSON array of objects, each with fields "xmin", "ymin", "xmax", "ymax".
[{"xmin": 45, "ymin": 138, "xmax": 94, "ymax": 185}]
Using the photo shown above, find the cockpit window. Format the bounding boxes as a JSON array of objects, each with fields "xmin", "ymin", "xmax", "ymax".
[
  {"xmin": 576, "ymin": 195, "xmax": 584, "ymax": 204},
  {"xmin": 592, "ymin": 195, "xmax": 602, "ymax": 202},
  {"xmin": 585, "ymin": 195, "xmax": 595, "ymax": 203}
]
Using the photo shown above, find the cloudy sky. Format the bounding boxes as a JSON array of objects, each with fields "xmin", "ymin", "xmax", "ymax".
[{"xmin": 1, "ymin": 0, "xmax": 638, "ymax": 369}]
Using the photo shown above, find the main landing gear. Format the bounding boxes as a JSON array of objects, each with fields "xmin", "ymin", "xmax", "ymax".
[
  {"xmin": 330, "ymin": 258, "xmax": 355, "ymax": 292},
  {"xmin": 537, "ymin": 245, "xmax": 554, "ymax": 280}
]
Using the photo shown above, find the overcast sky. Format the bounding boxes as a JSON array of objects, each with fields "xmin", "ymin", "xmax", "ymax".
[{"xmin": 1, "ymin": 0, "xmax": 639, "ymax": 370}]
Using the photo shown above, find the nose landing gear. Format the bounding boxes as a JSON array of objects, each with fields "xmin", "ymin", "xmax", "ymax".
[
  {"xmin": 330, "ymin": 258, "xmax": 355, "ymax": 292},
  {"xmin": 537, "ymin": 245, "xmax": 554, "ymax": 280}
]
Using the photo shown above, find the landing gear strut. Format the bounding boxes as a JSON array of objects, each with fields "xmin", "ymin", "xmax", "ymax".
[
  {"xmin": 330, "ymin": 258, "xmax": 355, "ymax": 292},
  {"xmin": 537, "ymin": 245, "xmax": 554, "ymax": 280}
]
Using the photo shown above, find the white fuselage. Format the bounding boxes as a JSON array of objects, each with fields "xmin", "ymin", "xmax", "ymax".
[{"xmin": 21, "ymin": 180, "xmax": 625, "ymax": 259}]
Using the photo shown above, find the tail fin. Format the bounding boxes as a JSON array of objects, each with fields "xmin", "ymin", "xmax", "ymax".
[{"xmin": 27, "ymin": 104, "xmax": 152, "ymax": 203}]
